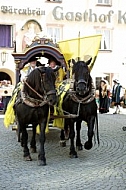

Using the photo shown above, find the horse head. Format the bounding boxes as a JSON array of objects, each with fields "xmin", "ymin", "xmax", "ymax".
[
  {"xmin": 24, "ymin": 66, "xmax": 57, "ymax": 106},
  {"xmin": 72, "ymin": 58, "xmax": 92, "ymax": 96},
  {"xmin": 38, "ymin": 66, "xmax": 58, "ymax": 106}
]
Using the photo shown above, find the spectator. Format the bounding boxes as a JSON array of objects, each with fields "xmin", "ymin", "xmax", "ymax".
[
  {"xmin": 112, "ymin": 79, "xmax": 122, "ymax": 114},
  {"xmin": 99, "ymin": 79, "xmax": 110, "ymax": 114}
]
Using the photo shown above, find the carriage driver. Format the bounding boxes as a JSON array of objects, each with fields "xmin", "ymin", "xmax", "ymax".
[
  {"xmin": 20, "ymin": 57, "xmax": 38, "ymax": 82},
  {"xmin": 48, "ymin": 59, "xmax": 66, "ymax": 88}
]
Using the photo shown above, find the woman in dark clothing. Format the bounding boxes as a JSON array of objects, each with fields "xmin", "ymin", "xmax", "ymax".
[
  {"xmin": 112, "ymin": 79, "xmax": 122, "ymax": 114},
  {"xmin": 99, "ymin": 79, "xmax": 110, "ymax": 114}
]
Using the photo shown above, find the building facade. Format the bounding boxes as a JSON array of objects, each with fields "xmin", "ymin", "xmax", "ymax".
[{"xmin": 0, "ymin": 0, "xmax": 126, "ymax": 89}]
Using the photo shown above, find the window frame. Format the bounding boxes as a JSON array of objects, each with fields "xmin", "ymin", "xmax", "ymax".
[
  {"xmin": 0, "ymin": 24, "xmax": 14, "ymax": 48},
  {"xmin": 96, "ymin": 0, "xmax": 112, "ymax": 6},
  {"xmin": 95, "ymin": 27, "xmax": 112, "ymax": 51},
  {"xmin": 46, "ymin": 0, "xmax": 62, "ymax": 3},
  {"xmin": 46, "ymin": 24, "xmax": 63, "ymax": 43}
]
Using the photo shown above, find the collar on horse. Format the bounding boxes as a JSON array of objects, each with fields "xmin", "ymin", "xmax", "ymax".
[
  {"xmin": 68, "ymin": 79, "xmax": 95, "ymax": 104},
  {"xmin": 21, "ymin": 80, "xmax": 49, "ymax": 107},
  {"xmin": 70, "ymin": 92, "xmax": 95, "ymax": 104}
]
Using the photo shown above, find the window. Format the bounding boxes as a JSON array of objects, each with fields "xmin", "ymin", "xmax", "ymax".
[
  {"xmin": 96, "ymin": 0, "xmax": 112, "ymax": 6},
  {"xmin": 46, "ymin": 0, "xmax": 62, "ymax": 2},
  {"xmin": 47, "ymin": 26, "xmax": 62, "ymax": 43},
  {"xmin": 0, "ymin": 25, "xmax": 13, "ymax": 48},
  {"xmin": 96, "ymin": 29, "xmax": 111, "ymax": 50}
]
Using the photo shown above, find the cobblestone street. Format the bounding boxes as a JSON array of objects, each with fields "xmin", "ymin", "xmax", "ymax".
[{"xmin": 0, "ymin": 110, "xmax": 126, "ymax": 190}]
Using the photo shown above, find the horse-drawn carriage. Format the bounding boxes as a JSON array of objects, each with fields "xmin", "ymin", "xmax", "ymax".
[{"xmin": 4, "ymin": 34, "xmax": 102, "ymax": 165}]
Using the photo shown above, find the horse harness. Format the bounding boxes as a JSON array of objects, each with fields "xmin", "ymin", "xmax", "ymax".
[
  {"xmin": 52, "ymin": 79, "xmax": 95, "ymax": 119},
  {"xmin": 17, "ymin": 79, "xmax": 56, "ymax": 108}
]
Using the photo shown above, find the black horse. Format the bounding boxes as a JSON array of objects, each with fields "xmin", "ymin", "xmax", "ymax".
[
  {"xmin": 60, "ymin": 59, "xmax": 99, "ymax": 158},
  {"xmin": 14, "ymin": 66, "xmax": 57, "ymax": 166}
]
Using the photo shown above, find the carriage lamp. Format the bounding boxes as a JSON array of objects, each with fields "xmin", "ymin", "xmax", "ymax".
[{"xmin": 1, "ymin": 51, "xmax": 8, "ymax": 66}]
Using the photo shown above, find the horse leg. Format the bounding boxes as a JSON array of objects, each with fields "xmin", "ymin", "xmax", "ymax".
[
  {"xmin": 30, "ymin": 125, "xmax": 37, "ymax": 153},
  {"xmin": 38, "ymin": 121, "xmax": 46, "ymax": 166},
  {"xmin": 60, "ymin": 119, "xmax": 69, "ymax": 147},
  {"xmin": 60, "ymin": 129, "xmax": 66, "ymax": 147},
  {"xmin": 84, "ymin": 116, "xmax": 95, "ymax": 150},
  {"xmin": 64, "ymin": 122, "xmax": 70, "ymax": 140},
  {"xmin": 76, "ymin": 120, "xmax": 83, "ymax": 150},
  {"xmin": 69, "ymin": 120, "xmax": 78, "ymax": 158},
  {"xmin": 21, "ymin": 125, "xmax": 32, "ymax": 161}
]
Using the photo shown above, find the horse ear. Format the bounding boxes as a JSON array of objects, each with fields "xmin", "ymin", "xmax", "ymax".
[
  {"xmin": 68, "ymin": 59, "xmax": 76, "ymax": 66},
  {"xmin": 71, "ymin": 59, "xmax": 76, "ymax": 65},
  {"xmin": 86, "ymin": 57, "xmax": 92, "ymax": 65},
  {"xmin": 38, "ymin": 66, "xmax": 46, "ymax": 74}
]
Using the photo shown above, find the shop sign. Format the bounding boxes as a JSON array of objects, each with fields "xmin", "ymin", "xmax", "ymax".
[
  {"xmin": 1, "ymin": 6, "xmax": 45, "ymax": 16},
  {"xmin": 52, "ymin": 6, "xmax": 126, "ymax": 24}
]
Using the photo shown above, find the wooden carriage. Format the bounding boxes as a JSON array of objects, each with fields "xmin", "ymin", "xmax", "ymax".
[
  {"xmin": 10, "ymin": 37, "xmax": 68, "ymax": 136},
  {"xmin": 12, "ymin": 37, "xmax": 67, "ymax": 85}
]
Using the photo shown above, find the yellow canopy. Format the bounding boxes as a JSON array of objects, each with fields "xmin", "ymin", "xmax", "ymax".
[{"xmin": 58, "ymin": 34, "xmax": 102, "ymax": 70}]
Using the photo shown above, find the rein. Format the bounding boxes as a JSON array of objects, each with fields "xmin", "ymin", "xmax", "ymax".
[
  {"xmin": 24, "ymin": 80, "xmax": 44, "ymax": 100},
  {"xmin": 22, "ymin": 80, "xmax": 53, "ymax": 107}
]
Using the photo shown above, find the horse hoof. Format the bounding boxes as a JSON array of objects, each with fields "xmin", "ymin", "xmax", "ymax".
[
  {"xmin": 24, "ymin": 155, "xmax": 32, "ymax": 161},
  {"xmin": 30, "ymin": 147, "xmax": 37, "ymax": 153},
  {"xmin": 37, "ymin": 160, "xmax": 46, "ymax": 166},
  {"xmin": 84, "ymin": 141, "xmax": 93, "ymax": 150},
  {"xmin": 60, "ymin": 140, "xmax": 66, "ymax": 147},
  {"xmin": 122, "ymin": 126, "xmax": 126, "ymax": 131}
]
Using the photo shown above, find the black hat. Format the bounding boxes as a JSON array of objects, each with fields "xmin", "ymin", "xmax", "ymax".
[
  {"xmin": 101, "ymin": 79, "xmax": 106, "ymax": 84},
  {"xmin": 113, "ymin": 79, "xmax": 119, "ymax": 83},
  {"xmin": 28, "ymin": 57, "xmax": 38, "ymax": 62},
  {"xmin": 48, "ymin": 58, "xmax": 61, "ymax": 66}
]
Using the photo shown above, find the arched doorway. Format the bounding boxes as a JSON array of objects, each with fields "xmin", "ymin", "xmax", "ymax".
[{"xmin": 0, "ymin": 72, "xmax": 12, "ymax": 83}]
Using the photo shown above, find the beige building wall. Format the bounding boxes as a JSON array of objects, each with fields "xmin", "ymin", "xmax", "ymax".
[{"xmin": 0, "ymin": 0, "xmax": 126, "ymax": 87}]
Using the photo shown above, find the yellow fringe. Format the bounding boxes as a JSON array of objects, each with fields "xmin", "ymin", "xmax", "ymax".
[{"xmin": 53, "ymin": 81, "xmax": 70, "ymax": 129}]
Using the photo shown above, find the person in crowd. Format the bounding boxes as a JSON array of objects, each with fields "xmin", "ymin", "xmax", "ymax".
[
  {"xmin": 112, "ymin": 79, "xmax": 122, "ymax": 114},
  {"xmin": 0, "ymin": 80, "xmax": 13, "ymax": 113},
  {"xmin": 99, "ymin": 79, "xmax": 110, "ymax": 114},
  {"xmin": 48, "ymin": 59, "xmax": 66, "ymax": 88}
]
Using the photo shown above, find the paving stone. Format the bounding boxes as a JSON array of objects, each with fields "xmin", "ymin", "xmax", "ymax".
[{"xmin": 0, "ymin": 110, "xmax": 126, "ymax": 190}]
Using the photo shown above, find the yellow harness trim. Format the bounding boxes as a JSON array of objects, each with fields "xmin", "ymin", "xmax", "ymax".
[{"xmin": 53, "ymin": 80, "xmax": 70, "ymax": 129}]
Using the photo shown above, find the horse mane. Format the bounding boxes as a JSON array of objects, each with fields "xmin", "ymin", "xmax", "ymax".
[
  {"xmin": 23, "ymin": 68, "xmax": 43, "ymax": 98},
  {"xmin": 24, "ymin": 67, "xmax": 56, "ymax": 98}
]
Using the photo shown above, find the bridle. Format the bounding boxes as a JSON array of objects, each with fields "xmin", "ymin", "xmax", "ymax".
[
  {"xmin": 76, "ymin": 79, "xmax": 88, "ymax": 92},
  {"xmin": 24, "ymin": 80, "xmax": 56, "ymax": 100},
  {"xmin": 22, "ymin": 71, "xmax": 56, "ymax": 107}
]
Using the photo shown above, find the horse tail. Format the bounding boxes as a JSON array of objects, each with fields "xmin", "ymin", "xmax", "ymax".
[{"xmin": 94, "ymin": 113, "xmax": 100, "ymax": 146}]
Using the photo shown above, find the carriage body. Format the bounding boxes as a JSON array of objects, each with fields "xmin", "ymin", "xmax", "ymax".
[
  {"xmin": 10, "ymin": 37, "xmax": 68, "ymax": 139},
  {"xmin": 12, "ymin": 37, "xmax": 67, "ymax": 85}
]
